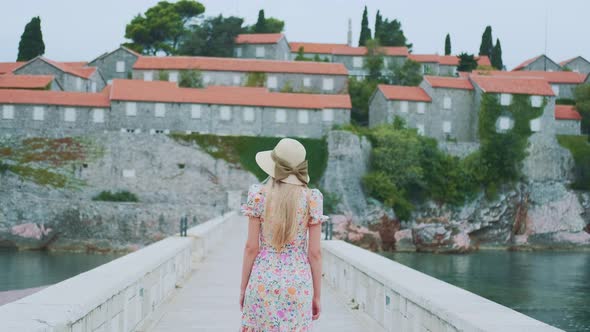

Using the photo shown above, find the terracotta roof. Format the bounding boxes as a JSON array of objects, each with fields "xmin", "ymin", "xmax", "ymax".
[
  {"xmin": 559, "ymin": 56, "xmax": 590, "ymax": 67},
  {"xmin": 377, "ymin": 84, "xmax": 432, "ymax": 102},
  {"xmin": 133, "ymin": 56, "xmax": 348, "ymax": 75},
  {"xmin": 473, "ymin": 70, "xmax": 586, "ymax": 84},
  {"xmin": 410, "ymin": 55, "xmax": 491, "ymax": 66},
  {"xmin": 290, "ymin": 42, "xmax": 348, "ymax": 54},
  {"xmin": 555, "ymin": 105, "xmax": 582, "ymax": 121},
  {"xmin": 14, "ymin": 57, "xmax": 97, "ymax": 79},
  {"xmin": 0, "ymin": 89, "xmax": 110, "ymax": 107},
  {"xmin": 470, "ymin": 75, "xmax": 555, "ymax": 96},
  {"xmin": 476, "ymin": 56, "xmax": 492, "ymax": 66},
  {"xmin": 235, "ymin": 33, "xmax": 284, "ymax": 44},
  {"xmin": 0, "ymin": 74, "xmax": 54, "ymax": 89},
  {"xmin": 423, "ymin": 76, "xmax": 473, "ymax": 90},
  {"xmin": 512, "ymin": 55, "xmax": 545, "ymax": 71},
  {"xmin": 0, "ymin": 62, "xmax": 25, "ymax": 74},
  {"xmin": 408, "ymin": 54, "xmax": 439, "ymax": 63},
  {"xmin": 61, "ymin": 62, "xmax": 88, "ymax": 68},
  {"xmin": 109, "ymin": 79, "xmax": 351, "ymax": 110}
]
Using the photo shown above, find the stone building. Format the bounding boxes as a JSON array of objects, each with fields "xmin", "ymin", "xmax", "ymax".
[
  {"xmin": 554, "ymin": 105, "xmax": 582, "ymax": 135},
  {"xmin": 368, "ymin": 84, "xmax": 431, "ymax": 133},
  {"xmin": 132, "ymin": 56, "xmax": 348, "ymax": 94},
  {"xmin": 409, "ymin": 54, "xmax": 491, "ymax": 76},
  {"xmin": 88, "ymin": 46, "xmax": 140, "ymax": 84},
  {"xmin": 234, "ymin": 34, "xmax": 291, "ymax": 61},
  {"xmin": 0, "ymin": 74, "xmax": 60, "ymax": 91},
  {"xmin": 13, "ymin": 57, "xmax": 106, "ymax": 93},
  {"xmin": 559, "ymin": 56, "xmax": 590, "ymax": 75},
  {"xmin": 0, "ymin": 79, "xmax": 351, "ymax": 138},
  {"xmin": 512, "ymin": 54, "xmax": 562, "ymax": 72},
  {"xmin": 289, "ymin": 42, "xmax": 347, "ymax": 62}
]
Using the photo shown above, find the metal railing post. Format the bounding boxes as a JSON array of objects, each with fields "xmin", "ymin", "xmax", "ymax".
[{"xmin": 180, "ymin": 215, "xmax": 188, "ymax": 237}]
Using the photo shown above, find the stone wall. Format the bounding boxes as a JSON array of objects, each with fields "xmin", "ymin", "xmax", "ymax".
[
  {"xmin": 89, "ymin": 48, "xmax": 138, "ymax": 83},
  {"xmin": 555, "ymin": 119, "xmax": 581, "ymax": 135},
  {"xmin": 235, "ymin": 39, "xmax": 291, "ymax": 61},
  {"xmin": 14, "ymin": 58, "xmax": 105, "ymax": 92},
  {"xmin": 563, "ymin": 57, "xmax": 590, "ymax": 75},
  {"xmin": 522, "ymin": 56, "xmax": 562, "ymax": 72}
]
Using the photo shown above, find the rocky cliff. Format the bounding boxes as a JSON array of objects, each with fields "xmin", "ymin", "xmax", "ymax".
[
  {"xmin": 322, "ymin": 131, "xmax": 590, "ymax": 252},
  {"xmin": 0, "ymin": 133, "xmax": 257, "ymax": 252}
]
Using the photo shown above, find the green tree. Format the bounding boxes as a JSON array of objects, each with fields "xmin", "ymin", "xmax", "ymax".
[
  {"xmin": 374, "ymin": 10, "xmax": 383, "ymax": 38},
  {"xmin": 358, "ymin": 6, "xmax": 372, "ymax": 46},
  {"xmin": 179, "ymin": 15, "xmax": 244, "ymax": 57},
  {"xmin": 348, "ymin": 78, "xmax": 377, "ymax": 125},
  {"xmin": 294, "ymin": 46, "xmax": 311, "ymax": 61},
  {"xmin": 179, "ymin": 70, "xmax": 203, "ymax": 88},
  {"xmin": 17, "ymin": 16, "xmax": 45, "ymax": 61},
  {"xmin": 254, "ymin": 9, "xmax": 267, "ymax": 33},
  {"xmin": 445, "ymin": 33, "xmax": 451, "ymax": 56},
  {"xmin": 385, "ymin": 59, "xmax": 423, "ymax": 86},
  {"xmin": 574, "ymin": 84, "xmax": 590, "ymax": 136},
  {"xmin": 364, "ymin": 39, "xmax": 384, "ymax": 81},
  {"xmin": 245, "ymin": 72, "xmax": 267, "ymax": 87},
  {"xmin": 124, "ymin": 0, "xmax": 205, "ymax": 55},
  {"xmin": 248, "ymin": 9, "xmax": 284, "ymax": 33},
  {"xmin": 479, "ymin": 25, "xmax": 493, "ymax": 56},
  {"xmin": 491, "ymin": 38, "xmax": 503, "ymax": 70},
  {"xmin": 457, "ymin": 53, "xmax": 478, "ymax": 72},
  {"xmin": 374, "ymin": 17, "xmax": 412, "ymax": 49}
]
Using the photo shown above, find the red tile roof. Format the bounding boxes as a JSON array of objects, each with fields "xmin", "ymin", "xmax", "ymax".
[
  {"xmin": 61, "ymin": 62, "xmax": 89, "ymax": 68},
  {"xmin": 290, "ymin": 42, "xmax": 348, "ymax": 54},
  {"xmin": 555, "ymin": 105, "xmax": 582, "ymax": 120},
  {"xmin": 377, "ymin": 85, "xmax": 432, "ymax": 102},
  {"xmin": 0, "ymin": 62, "xmax": 25, "ymax": 74},
  {"xmin": 423, "ymin": 76, "xmax": 473, "ymax": 90},
  {"xmin": 512, "ymin": 55, "xmax": 544, "ymax": 71},
  {"xmin": 473, "ymin": 70, "xmax": 586, "ymax": 84},
  {"xmin": 133, "ymin": 56, "xmax": 348, "ymax": 75},
  {"xmin": 408, "ymin": 54, "xmax": 439, "ymax": 63},
  {"xmin": 0, "ymin": 89, "xmax": 110, "ymax": 107},
  {"xmin": 410, "ymin": 55, "xmax": 491, "ymax": 66},
  {"xmin": 109, "ymin": 79, "xmax": 351, "ymax": 110},
  {"xmin": 235, "ymin": 33, "xmax": 284, "ymax": 44},
  {"xmin": 470, "ymin": 75, "xmax": 555, "ymax": 96},
  {"xmin": 289, "ymin": 43, "xmax": 409, "ymax": 56},
  {"xmin": 14, "ymin": 57, "xmax": 97, "ymax": 79},
  {"xmin": 0, "ymin": 74, "xmax": 54, "ymax": 89}
]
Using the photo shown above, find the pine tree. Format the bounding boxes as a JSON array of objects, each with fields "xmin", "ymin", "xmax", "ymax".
[
  {"xmin": 479, "ymin": 26, "xmax": 493, "ymax": 56},
  {"xmin": 444, "ymin": 34, "xmax": 451, "ymax": 56},
  {"xmin": 457, "ymin": 53, "xmax": 478, "ymax": 72},
  {"xmin": 17, "ymin": 16, "xmax": 45, "ymax": 61},
  {"xmin": 374, "ymin": 10, "xmax": 383, "ymax": 40},
  {"xmin": 254, "ymin": 9, "xmax": 267, "ymax": 33},
  {"xmin": 358, "ymin": 6, "xmax": 372, "ymax": 47},
  {"xmin": 491, "ymin": 38, "xmax": 503, "ymax": 70}
]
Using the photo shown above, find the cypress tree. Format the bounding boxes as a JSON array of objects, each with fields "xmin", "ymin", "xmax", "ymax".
[
  {"xmin": 444, "ymin": 33, "xmax": 451, "ymax": 56},
  {"xmin": 457, "ymin": 53, "xmax": 478, "ymax": 72},
  {"xmin": 17, "ymin": 16, "xmax": 45, "ymax": 61},
  {"xmin": 254, "ymin": 9, "xmax": 267, "ymax": 33},
  {"xmin": 479, "ymin": 26, "xmax": 493, "ymax": 56},
  {"xmin": 374, "ymin": 10, "xmax": 383, "ymax": 40},
  {"xmin": 491, "ymin": 38, "xmax": 503, "ymax": 70},
  {"xmin": 358, "ymin": 6, "xmax": 372, "ymax": 46}
]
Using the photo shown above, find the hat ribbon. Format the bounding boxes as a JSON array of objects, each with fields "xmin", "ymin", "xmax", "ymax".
[{"xmin": 271, "ymin": 150, "xmax": 309, "ymax": 184}]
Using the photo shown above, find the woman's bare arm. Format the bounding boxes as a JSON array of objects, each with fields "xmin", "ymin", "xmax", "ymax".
[
  {"xmin": 240, "ymin": 217, "xmax": 261, "ymax": 297},
  {"xmin": 308, "ymin": 223, "xmax": 322, "ymax": 318}
]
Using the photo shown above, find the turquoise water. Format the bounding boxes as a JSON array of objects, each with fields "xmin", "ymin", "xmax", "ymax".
[
  {"xmin": 0, "ymin": 249, "xmax": 123, "ymax": 291},
  {"xmin": 383, "ymin": 251, "xmax": 590, "ymax": 332}
]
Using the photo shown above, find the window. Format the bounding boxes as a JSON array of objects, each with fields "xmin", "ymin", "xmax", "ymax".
[
  {"xmin": 303, "ymin": 77, "xmax": 311, "ymax": 87},
  {"xmin": 116, "ymin": 61, "xmax": 125, "ymax": 73},
  {"xmin": 126, "ymin": 102, "xmax": 137, "ymax": 116},
  {"xmin": 243, "ymin": 107, "xmax": 255, "ymax": 122},
  {"xmin": 236, "ymin": 47, "xmax": 242, "ymax": 57},
  {"xmin": 155, "ymin": 103, "xmax": 166, "ymax": 117},
  {"xmin": 530, "ymin": 118, "xmax": 542, "ymax": 132},
  {"xmin": 267, "ymin": 76, "xmax": 278, "ymax": 89},
  {"xmin": 256, "ymin": 47, "xmax": 265, "ymax": 58},
  {"xmin": 322, "ymin": 78, "xmax": 334, "ymax": 91},
  {"xmin": 64, "ymin": 108, "xmax": 76, "ymax": 122},
  {"xmin": 203, "ymin": 75, "xmax": 211, "ymax": 84},
  {"xmin": 122, "ymin": 169, "xmax": 135, "ymax": 178},
  {"xmin": 531, "ymin": 95, "xmax": 543, "ymax": 107},
  {"xmin": 443, "ymin": 121, "xmax": 452, "ymax": 133},
  {"xmin": 322, "ymin": 108, "xmax": 334, "ymax": 122},
  {"xmin": 499, "ymin": 116, "xmax": 511, "ymax": 130},
  {"xmin": 298, "ymin": 110, "xmax": 309, "ymax": 124},
  {"xmin": 144, "ymin": 71, "xmax": 153, "ymax": 81},
  {"xmin": 400, "ymin": 101, "xmax": 409, "ymax": 113},
  {"xmin": 169, "ymin": 71, "xmax": 179, "ymax": 83},
  {"xmin": 2, "ymin": 105, "xmax": 14, "ymax": 119},
  {"xmin": 551, "ymin": 85, "xmax": 560, "ymax": 96},
  {"xmin": 417, "ymin": 102, "xmax": 425, "ymax": 114},
  {"xmin": 76, "ymin": 77, "xmax": 82, "ymax": 90},
  {"xmin": 353, "ymin": 57, "xmax": 363, "ymax": 68},
  {"xmin": 500, "ymin": 93, "xmax": 512, "ymax": 106},
  {"xmin": 33, "ymin": 106, "xmax": 44, "ymax": 121},
  {"xmin": 219, "ymin": 106, "xmax": 231, "ymax": 120},
  {"xmin": 416, "ymin": 123, "xmax": 425, "ymax": 135},
  {"xmin": 93, "ymin": 108, "xmax": 104, "ymax": 123},
  {"xmin": 191, "ymin": 105, "xmax": 201, "ymax": 119},
  {"xmin": 275, "ymin": 109, "xmax": 287, "ymax": 123},
  {"xmin": 443, "ymin": 96, "xmax": 452, "ymax": 109},
  {"xmin": 233, "ymin": 75, "xmax": 241, "ymax": 85},
  {"xmin": 91, "ymin": 82, "xmax": 97, "ymax": 93}
]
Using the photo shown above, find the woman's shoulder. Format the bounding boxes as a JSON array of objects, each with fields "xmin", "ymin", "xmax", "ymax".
[{"xmin": 307, "ymin": 187, "xmax": 323, "ymax": 201}]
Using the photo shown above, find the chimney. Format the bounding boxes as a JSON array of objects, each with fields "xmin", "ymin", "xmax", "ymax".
[{"xmin": 347, "ymin": 18, "xmax": 352, "ymax": 46}]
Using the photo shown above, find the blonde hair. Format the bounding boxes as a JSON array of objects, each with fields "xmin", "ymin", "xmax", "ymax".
[{"xmin": 263, "ymin": 179, "xmax": 306, "ymax": 251}]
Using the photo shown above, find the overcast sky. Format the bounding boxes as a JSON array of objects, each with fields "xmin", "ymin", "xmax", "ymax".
[{"xmin": 1, "ymin": 0, "xmax": 588, "ymax": 69}]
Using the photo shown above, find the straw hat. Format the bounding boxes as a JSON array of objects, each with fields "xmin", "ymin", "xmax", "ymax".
[{"xmin": 255, "ymin": 138, "xmax": 310, "ymax": 186}]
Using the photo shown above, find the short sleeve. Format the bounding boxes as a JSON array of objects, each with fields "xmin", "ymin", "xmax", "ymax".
[
  {"xmin": 240, "ymin": 184, "xmax": 264, "ymax": 218},
  {"xmin": 308, "ymin": 189, "xmax": 329, "ymax": 226}
]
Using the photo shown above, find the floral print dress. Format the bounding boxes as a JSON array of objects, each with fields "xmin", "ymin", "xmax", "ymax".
[{"xmin": 240, "ymin": 183, "xmax": 328, "ymax": 332}]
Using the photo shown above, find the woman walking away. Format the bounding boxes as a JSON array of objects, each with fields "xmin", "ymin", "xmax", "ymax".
[{"xmin": 239, "ymin": 138, "xmax": 327, "ymax": 331}]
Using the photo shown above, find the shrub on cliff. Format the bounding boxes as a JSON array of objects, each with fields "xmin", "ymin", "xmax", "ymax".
[
  {"xmin": 93, "ymin": 190, "xmax": 139, "ymax": 202},
  {"xmin": 557, "ymin": 135, "xmax": 590, "ymax": 190}
]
